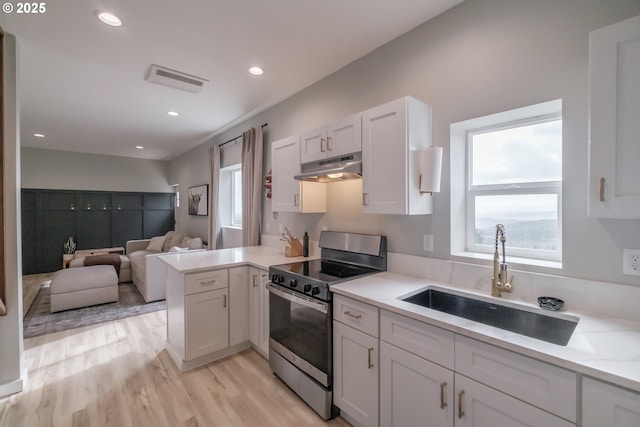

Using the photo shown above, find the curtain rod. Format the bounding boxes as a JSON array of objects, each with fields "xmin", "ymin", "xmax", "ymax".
[{"xmin": 219, "ymin": 123, "xmax": 268, "ymax": 147}]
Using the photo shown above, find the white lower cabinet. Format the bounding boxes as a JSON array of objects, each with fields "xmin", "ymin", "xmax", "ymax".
[
  {"xmin": 185, "ymin": 288, "xmax": 228, "ymax": 360},
  {"xmin": 333, "ymin": 319, "xmax": 379, "ymax": 427},
  {"xmin": 454, "ymin": 374, "xmax": 573, "ymax": 427},
  {"xmin": 582, "ymin": 377, "xmax": 640, "ymax": 427},
  {"xmin": 229, "ymin": 266, "xmax": 249, "ymax": 347},
  {"xmin": 249, "ymin": 267, "xmax": 270, "ymax": 358},
  {"xmin": 380, "ymin": 341, "xmax": 454, "ymax": 427}
]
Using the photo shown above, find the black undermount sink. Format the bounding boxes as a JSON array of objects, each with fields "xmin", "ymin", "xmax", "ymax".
[{"xmin": 401, "ymin": 288, "xmax": 579, "ymax": 346}]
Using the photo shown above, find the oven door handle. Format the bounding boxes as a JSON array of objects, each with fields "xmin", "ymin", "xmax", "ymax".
[{"xmin": 268, "ymin": 283, "xmax": 328, "ymax": 314}]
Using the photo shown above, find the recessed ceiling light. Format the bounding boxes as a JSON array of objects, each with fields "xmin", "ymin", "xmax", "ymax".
[
  {"xmin": 135, "ymin": 146, "xmax": 144, "ymax": 150},
  {"xmin": 95, "ymin": 11, "xmax": 122, "ymax": 27},
  {"xmin": 249, "ymin": 66, "xmax": 264, "ymax": 76},
  {"xmin": 167, "ymin": 111, "xmax": 179, "ymax": 117},
  {"xmin": 34, "ymin": 133, "xmax": 45, "ymax": 138}
]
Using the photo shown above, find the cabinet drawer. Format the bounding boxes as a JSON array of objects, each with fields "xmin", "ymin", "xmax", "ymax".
[
  {"xmin": 455, "ymin": 335, "xmax": 577, "ymax": 422},
  {"xmin": 185, "ymin": 269, "xmax": 229, "ymax": 295},
  {"xmin": 334, "ymin": 294, "xmax": 379, "ymax": 337},
  {"xmin": 380, "ymin": 309, "xmax": 454, "ymax": 370}
]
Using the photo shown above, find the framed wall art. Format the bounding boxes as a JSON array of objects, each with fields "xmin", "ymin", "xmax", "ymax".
[{"xmin": 188, "ymin": 184, "xmax": 208, "ymax": 216}]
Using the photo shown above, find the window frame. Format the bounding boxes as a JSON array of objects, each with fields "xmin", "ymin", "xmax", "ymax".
[{"xmin": 450, "ymin": 99, "xmax": 563, "ymax": 267}]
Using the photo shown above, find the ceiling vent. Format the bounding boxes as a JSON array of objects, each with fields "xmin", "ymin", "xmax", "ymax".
[{"xmin": 145, "ymin": 64, "xmax": 208, "ymax": 93}]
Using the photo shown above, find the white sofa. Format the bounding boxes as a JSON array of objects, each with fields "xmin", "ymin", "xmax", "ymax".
[{"xmin": 126, "ymin": 231, "xmax": 205, "ymax": 302}]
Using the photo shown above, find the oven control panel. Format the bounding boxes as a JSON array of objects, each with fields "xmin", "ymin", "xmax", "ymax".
[{"xmin": 270, "ymin": 272, "xmax": 330, "ymax": 301}]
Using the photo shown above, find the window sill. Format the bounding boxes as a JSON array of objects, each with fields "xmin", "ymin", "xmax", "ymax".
[
  {"xmin": 451, "ymin": 251, "xmax": 562, "ymax": 270},
  {"xmin": 223, "ymin": 225, "xmax": 242, "ymax": 231}
]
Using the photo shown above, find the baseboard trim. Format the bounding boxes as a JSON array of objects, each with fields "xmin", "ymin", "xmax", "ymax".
[{"xmin": 0, "ymin": 368, "xmax": 27, "ymax": 398}]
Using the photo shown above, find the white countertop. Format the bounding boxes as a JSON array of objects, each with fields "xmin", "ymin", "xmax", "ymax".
[
  {"xmin": 331, "ymin": 272, "xmax": 640, "ymax": 394},
  {"xmin": 161, "ymin": 247, "xmax": 640, "ymax": 393},
  {"xmin": 160, "ymin": 246, "xmax": 315, "ymax": 273}
]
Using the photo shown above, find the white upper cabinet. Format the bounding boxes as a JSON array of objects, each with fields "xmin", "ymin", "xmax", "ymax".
[
  {"xmin": 589, "ymin": 14, "xmax": 640, "ymax": 218},
  {"xmin": 300, "ymin": 113, "xmax": 362, "ymax": 164},
  {"xmin": 271, "ymin": 135, "xmax": 326, "ymax": 213},
  {"xmin": 362, "ymin": 96, "xmax": 433, "ymax": 215}
]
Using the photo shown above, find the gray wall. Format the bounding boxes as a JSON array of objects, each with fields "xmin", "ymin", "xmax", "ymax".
[
  {"xmin": 170, "ymin": 0, "xmax": 640, "ymax": 286},
  {"xmin": 22, "ymin": 147, "xmax": 172, "ymax": 193}
]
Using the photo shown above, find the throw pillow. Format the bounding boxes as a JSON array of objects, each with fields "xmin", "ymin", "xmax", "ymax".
[
  {"xmin": 187, "ymin": 237, "xmax": 203, "ymax": 249},
  {"xmin": 169, "ymin": 232, "xmax": 185, "ymax": 249},
  {"xmin": 147, "ymin": 235, "xmax": 166, "ymax": 252},
  {"xmin": 162, "ymin": 231, "xmax": 175, "ymax": 252}
]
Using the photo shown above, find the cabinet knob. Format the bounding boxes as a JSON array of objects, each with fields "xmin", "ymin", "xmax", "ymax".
[{"xmin": 599, "ymin": 177, "xmax": 605, "ymax": 202}]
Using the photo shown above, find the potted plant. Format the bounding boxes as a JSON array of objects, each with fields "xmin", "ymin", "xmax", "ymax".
[{"xmin": 63, "ymin": 237, "xmax": 76, "ymax": 261}]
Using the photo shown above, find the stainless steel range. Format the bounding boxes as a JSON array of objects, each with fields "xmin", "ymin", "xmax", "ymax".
[{"xmin": 268, "ymin": 231, "xmax": 387, "ymax": 420}]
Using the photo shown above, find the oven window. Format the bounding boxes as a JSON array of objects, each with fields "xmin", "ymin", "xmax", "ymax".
[{"xmin": 269, "ymin": 291, "xmax": 330, "ymax": 375}]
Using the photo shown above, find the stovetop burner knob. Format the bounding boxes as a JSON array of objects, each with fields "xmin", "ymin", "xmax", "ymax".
[
  {"xmin": 303, "ymin": 284, "xmax": 312, "ymax": 293},
  {"xmin": 271, "ymin": 274, "xmax": 282, "ymax": 284},
  {"xmin": 311, "ymin": 286, "xmax": 320, "ymax": 295},
  {"xmin": 289, "ymin": 279, "xmax": 298, "ymax": 288}
]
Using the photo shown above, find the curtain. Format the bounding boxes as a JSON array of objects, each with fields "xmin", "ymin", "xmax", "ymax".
[
  {"xmin": 241, "ymin": 127, "xmax": 263, "ymax": 246},
  {"xmin": 208, "ymin": 144, "xmax": 222, "ymax": 249}
]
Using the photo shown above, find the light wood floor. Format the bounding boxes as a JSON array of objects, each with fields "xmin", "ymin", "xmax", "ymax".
[
  {"xmin": 0, "ymin": 310, "xmax": 351, "ymax": 427},
  {"xmin": 22, "ymin": 273, "xmax": 53, "ymax": 317}
]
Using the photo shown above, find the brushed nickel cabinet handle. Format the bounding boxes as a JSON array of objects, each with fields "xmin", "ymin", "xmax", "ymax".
[
  {"xmin": 367, "ymin": 347, "xmax": 374, "ymax": 369},
  {"xmin": 458, "ymin": 390, "xmax": 465, "ymax": 418},
  {"xmin": 321, "ymin": 138, "xmax": 326, "ymax": 152},
  {"xmin": 599, "ymin": 177, "xmax": 605, "ymax": 202},
  {"xmin": 362, "ymin": 193, "xmax": 368, "ymax": 206},
  {"xmin": 200, "ymin": 279, "xmax": 217, "ymax": 285},
  {"xmin": 344, "ymin": 310, "xmax": 362, "ymax": 320},
  {"xmin": 293, "ymin": 194, "xmax": 299, "ymax": 206},
  {"xmin": 440, "ymin": 382, "xmax": 447, "ymax": 409},
  {"xmin": 252, "ymin": 274, "xmax": 258, "ymax": 287},
  {"xmin": 223, "ymin": 294, "xmax": 227, "ymax": 308},
  {"xmin": 327, "ymin": 136, "xmax": 332, "ymax": 151}
]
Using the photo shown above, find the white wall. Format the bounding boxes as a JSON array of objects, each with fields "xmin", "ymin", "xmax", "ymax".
[
  {"xmin": 22, "ymin": 147, "xmax": 172, "ymax": 192},
  {"xmin": 170, "ymin": 0, "xmax": 640, "ymax": 287},
  {"xmin": 1, "ymin": 34, "xmax": 25, "ymax": 398}
]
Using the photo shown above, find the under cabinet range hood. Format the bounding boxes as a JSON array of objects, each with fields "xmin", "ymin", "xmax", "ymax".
[{"xmin": 294, "ymin": 152, "xmax": 362, "ymax": 183}]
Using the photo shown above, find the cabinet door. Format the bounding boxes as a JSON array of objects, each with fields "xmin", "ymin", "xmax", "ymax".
[
  {"xmin": 271, "ymin": 135, "xmax": 326, "ymax": 213},
  {"xmin": 380, "ymin": 341, "xmax": 453, "ymax": 427},
  {"xmin": 185, "ymin": 288, "xmax": 228, "ymax": 360},
  {"xmin": 272, "ymin": 135, "xmax": 302, "ymax": 212},
  {"xmin": 229, "ymin": 266, "xmax": 249, "ymax": 347},
  {"xmin": 454, "ymin": 374, "xmax": 573, "ymax": 427},
  {"xmin": 362, "ymin": 98, "xmax": 408, "ymax": 214},
  {"xmin": 249, "ymin": 267, "xmax": 270, "ymax": 358},
  {"xmin": 333, "ymin": 320, "xmax": 379, "ymax": 427},
  {"xmin": 248, "ymin": 267, "xmax": 261, "ymax": 347},
  {"xmin": 589, "ymin": 14, "xmax": 640, "ymax": 218},
  {"xmin": 582, "ymin": 377, "xmax": 640, "ymax": 427},
  {"xmin": 328, "ymin": 113, "xmax": 361, "ymax": 158},
  {"xmin": 300, "ymin": 126, "xmax": 327, "ymax": 164},
  {"xmin": 258, "ymin": 270, "xmax": 270, "ymax": 357}
]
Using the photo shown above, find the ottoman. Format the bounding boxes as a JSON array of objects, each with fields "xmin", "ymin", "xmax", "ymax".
[
  {"xmin": 69, "ymin": 255, "xmax": 131, "ymax": 283},
  {"xmin": 50, "ymin": 265, "xmax": 119, "ymax": 313}
]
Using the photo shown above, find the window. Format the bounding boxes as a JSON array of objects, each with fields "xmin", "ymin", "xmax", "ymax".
[
  {"xmin": 451, "ymin": 100, "xmax": 562, "ymax": 265},
  {"xmin": 220, "ymin": 163, "xmax": 242, "ymax": 228},
  {"xmin": 231, "ymin": 168, "xmax": 242, "ymax": 227}
]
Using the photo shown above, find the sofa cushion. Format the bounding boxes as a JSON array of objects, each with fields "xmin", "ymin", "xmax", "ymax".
[
  {"xmin": 168, "ymin": 232, "xmax": 185, "ymax": 250},
  {"xmin": 147, "ymin": 236, "xmax": 165, "ymax": 252},
  {"xmin": 162, "ymin": 231, "xmax": 175, "ymax": 252}
]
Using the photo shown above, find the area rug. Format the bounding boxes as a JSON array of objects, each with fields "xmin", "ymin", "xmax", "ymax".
[{"xmin": 23, "ymin": 282, "xmax": 166, "ymax": 338}]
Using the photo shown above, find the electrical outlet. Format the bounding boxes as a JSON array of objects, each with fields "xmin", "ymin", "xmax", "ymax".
[
  {"xmin": 623, "ymin": 249, "xmax": 640, "ymax": 276},
  {"xmin": 423, "ymin": 234, "xmax": 434, "ymax": 252}
]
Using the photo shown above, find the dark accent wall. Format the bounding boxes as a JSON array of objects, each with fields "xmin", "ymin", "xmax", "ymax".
[{"xmin": 21, "ymin": 189, "xmax": 175, "ymax": 274}]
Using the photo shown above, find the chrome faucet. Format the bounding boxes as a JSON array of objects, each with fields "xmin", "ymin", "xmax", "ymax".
[{"xmin": 492, "ymin": 224, "xmax": 513, "ymax": 297}]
